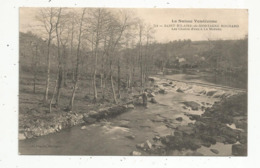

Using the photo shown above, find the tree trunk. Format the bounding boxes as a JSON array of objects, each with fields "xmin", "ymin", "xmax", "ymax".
[
  {"xmin": 55, "ymin": 70, "xmax": 63, "ymax": 105},
  {"xmin": 110, "ymin": 61, "xmax": 117, "ymax": 104},
  {"xmin": 93, "ymin": 70, "xmax": 97, "ymax": 102},
  {"xmin": 68, "ymin": 9, "xmax": 86, "ymax": 111},
  {"xmin": 117, "ymin": 58, "xmax": 121, "ymax": 98},
  {"xmin": 100, "ymin": 73, "xmax": 104, "ymax": 99},
  {"xmin": 63, "ymin": 47, "xmax": 68, "ymax": 87},
  {"xmin": 44, "ymin": 39, "xmax": 51, "ymax": 102},
  {"xmin": 54, "ymin": 8, "xmax": 62, "ymax": 106},
  {"xmin": 68, "ymin": 82, "xmax": 77, "ymax": 111},
  {"xmin": 49, "ymin": 79, "xmax": 58, "ymax": 113},
  {"xmin": 33, "ymin": 45, "xmax": 38, "ymax": 94},
  {"xmin": 43, "ymin": 8, "xmax": 54, "ymax": 103}
]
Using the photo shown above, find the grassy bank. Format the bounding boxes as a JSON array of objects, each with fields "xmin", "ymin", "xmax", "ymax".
[{"xmin": 19, "ymin": 71, "xmax": 150, "ymax": 140}]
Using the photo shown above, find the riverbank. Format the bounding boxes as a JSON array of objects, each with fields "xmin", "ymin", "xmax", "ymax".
[
  {"xmin": 19, "ymin": 87, "xmax": 143, "ymax": 140},
  {"xmin": 19, "ymin": 74, "xmax": 247, "ymax": 156},
  {"xmin": 19, "ymin": 73, "xmax": 153, "ymax": 140}
]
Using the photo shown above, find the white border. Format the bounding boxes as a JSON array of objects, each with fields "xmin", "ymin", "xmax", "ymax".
[{"xmin": 0, "ymin": 0, "xmax": 260, "ymax": 168}]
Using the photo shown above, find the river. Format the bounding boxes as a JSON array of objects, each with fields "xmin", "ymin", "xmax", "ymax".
[{"xmin": 19, "ymin": 74, "xmax": 241, "ymax": 156}]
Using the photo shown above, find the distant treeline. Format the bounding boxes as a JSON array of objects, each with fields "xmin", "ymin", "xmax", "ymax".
[{"xmin": 20, "ymin": 32, "xmax": 248, "ymax": 87}]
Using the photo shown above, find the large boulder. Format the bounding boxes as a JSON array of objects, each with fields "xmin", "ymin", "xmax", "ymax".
[
  {"xmin": 206, "ymin": 90, "xmax": 217, "ymax": 96},
  {"xmin": 200, "ymin": 134, "xmax": 217, "ymax": 145},
  {"xmin": 176, "ymin": 88, "xmax": 184, "ymax": 93},
  {"xmin": 88, "ymin": 110, "xmax": 99, "ymax": 118},
  {"xmin": 150, "ymin": 97, "xmax": 157, "ymax": 104},
  {"xmin": 107, "ymin": 105, "xmax": 128, "ymax": 116},
  {"xmin": 220, "ymin": 126, "xmax": 239, "ymax": 141},
  {"xmin": 210, "ymin": 149, "xmax": 219, "ymax": 154},
  {"xmin": 176, "ymin": 117, "xmax": 183, "ymax": 122},
  {"xmin": 83, "ymin": 114, "xmax": 96, "ymax": 124},
  {"xmin": 182, "ymin": 101, "xmax": 200, "ymax": 111},
  {"xmin": 125, "ymin": 135, "xmax": 135, "ymax": 140},
  {"xmin": 97, "ymin": 108, "xmax": 109, "ymax": 118},
  {"xmin": 232, "ymin": 144, "xmax": 247, "ymax": 156},
  {"xmin": 161, "ymin": 135, "xmax": 201, "ymax": 151},
  {"xmin": 159, "ymin": 89, "xmax": 167, "ymax": 94},
  {"xmin": 187, "ymin": 114, "xmax": 201, "ymax": 121},
  {"xmin": 162, "ymin": 83, "xmax": 171, "ymax": 87}
]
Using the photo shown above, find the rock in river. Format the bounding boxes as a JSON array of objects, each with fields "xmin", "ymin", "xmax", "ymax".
[
  {"xmin": 176, "ymin": 117, "xmax": 183, "ymax": 122},
  {"xmin": 136, "ymin": 140, "xmax": 153, "ymax": 151},
  {"xmin": 130, "ymin": 151, "xmax": 142, "ymax": 156},
  {"xmin": 176, "ymin": 88, "xmax": 184, "ymax": 93},
  {"xmin": 186, "ymin": 114, "xmax": 201, "ymax": 121},
  {"xmin": 144, "ymin": 140, "xmax": 152, "ymax": 150},
  {"xmin": 83, "ymin": 114, "xmax": 96, "ymax": 124},
  {"xmin": 161, "ymin": 135, "xmax": 201, "ymax": 151},
  {"xmin": 150, "ymin": 97, "xmax": 157, "ymax": 104},
  {"xmin": 125, "ymin": 135, "xmax": 135, "ymax": 140},
  {"xmin": 182, "ymin": 101, "xmax": 200, "ymax": 111},
  {"xmin": 158, "ymin": 89, "xmax": 167, "ymax": 94},
  {"xmin": 232, "ymin": 144, "xmax": 247, "ymax": 156},
  {"xmin": 136, "ymin": 143, "xmax": 145, "ymax": 149},
  {"xmin": 210, "ymin": 149, "xmax": 219, "ymax": 154},
  {"xmin": 88, "ymin": 110, "xmax": 99, "ymax": 118},
  {"xmin": 81, "ymin": 125, "xmax": 87, "ymax": 130},
  {"xmin": 206, "ymin": 90, "xmax": 217, "ymax": 96}
]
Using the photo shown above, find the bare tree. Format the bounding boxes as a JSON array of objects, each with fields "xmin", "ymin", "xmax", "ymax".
[
  {"xmin": 86, "ymin": 8, "xmax": 111, "ymax": 102},
  {"xmin": 37, "ymin": 8, "xmax": 56, "ymax": 103},
  {"xmin": 104, "ymin": 10, "xmax": 133, "ymax": 103},
  {"xmin": 137, "ymin": 21, "xmax": 144, "ymax": 92},
  {"xmin": 67, "ymin": 8, "xmax": 86, "ymax": 111},
  {"xmin": 49, "ymin": 8, "xmax": 62, "ymax": 113},
  {"xmin": 30, "ymin": 41, "xmax": 38, "ymax": 94}
]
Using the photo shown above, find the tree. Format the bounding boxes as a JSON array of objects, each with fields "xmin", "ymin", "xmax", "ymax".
[
  {"xmin": 49, "ymin": 8, "xmax": 62, "ymax": 113},
  {"xmin": 30, "ymin": 41, "xmax": 38, "ymax": 94},
  {"xmin": 85, "ymin": 8, "xmax": 111, "ymax": 102},
  {"xmin": 37, "ymin": 8, "xmax": 56, "ymax": 103},
  {"xmin": 67, "ymin": 8, "xmax": 86, "ymax": 111},
  {"xmin": 137, "ymin": 20, "xmax": 144, "ymax": 91}
]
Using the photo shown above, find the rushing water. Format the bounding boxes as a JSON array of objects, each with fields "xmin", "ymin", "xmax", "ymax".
[
  {"xmin": 164, "ymin": 72, "xmax": 247, "ymax": 89},
  {"xmin": 19, "ymin": 74, "xmax": 236, "ymax": 156}
]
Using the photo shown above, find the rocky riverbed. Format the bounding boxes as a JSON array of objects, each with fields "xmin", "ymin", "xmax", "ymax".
[
  {"xmin": 133, "ymin": 93, "xmax": 247, "ymax": 156},
  {"xmin": 19, "ymin": 75, "xmax": 247, "ymax": 156},
  {"xmin": 130, "ymin": 77, "xmax": 247, "ymax": 156}
]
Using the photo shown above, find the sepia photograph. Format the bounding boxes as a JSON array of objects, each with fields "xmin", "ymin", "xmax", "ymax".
[{"xmin": 18, "ymin": 8, "xmax": 248, "ymax": 156}]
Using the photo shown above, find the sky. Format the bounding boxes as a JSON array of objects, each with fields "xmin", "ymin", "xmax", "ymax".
[{"xmin": 20, "ymin": 8, "xmax": 248, "ymax": 42}]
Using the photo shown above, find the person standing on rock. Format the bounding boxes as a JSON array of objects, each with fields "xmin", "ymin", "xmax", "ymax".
[{"xmin": 142, "ymin": 91, "xmax": 148, "ymax": 107}]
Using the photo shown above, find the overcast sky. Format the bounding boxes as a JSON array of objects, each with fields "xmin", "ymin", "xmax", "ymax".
[{"xmin": 20, "ymin": 8, "xmax": 248, "ymax": 42}]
